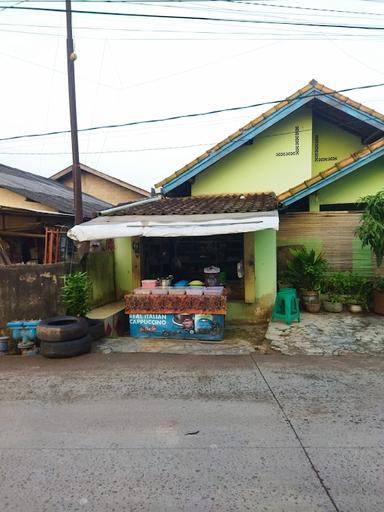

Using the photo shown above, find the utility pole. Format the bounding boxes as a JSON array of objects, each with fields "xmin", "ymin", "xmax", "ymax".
[{"xmin": 65, "ymin": 0, "xmax": 83, "ymax": 225}]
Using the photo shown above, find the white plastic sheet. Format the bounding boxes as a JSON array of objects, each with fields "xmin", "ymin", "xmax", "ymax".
[{"xmin": 67, "ymin": 211, "xmax": 279, "ymax": 242}]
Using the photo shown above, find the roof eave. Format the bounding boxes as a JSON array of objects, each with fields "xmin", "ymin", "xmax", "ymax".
[
  {"xmin": 161, "ymin": 93, "xmax": 315, "ymax": 194},
  {"xmin": 280, "ymin": 146, "xmax": 384, "ymax": 206}
]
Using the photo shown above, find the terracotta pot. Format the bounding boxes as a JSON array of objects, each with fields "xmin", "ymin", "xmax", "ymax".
[
  {"xmin": 301, "ymin": 290, "xmax": 319, "ymax": 304},
  {"xmin": 305, "ymin": 302, "xmax": 321, "ymax": 313},
  {"xmin": 323, "ymin": 300, "xmax": 343, "ymax": 313},
  {"xmin": 373, "ymin": 289, "xmax": 384, "ymax": 315}
]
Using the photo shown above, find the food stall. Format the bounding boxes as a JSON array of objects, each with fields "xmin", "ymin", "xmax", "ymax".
[
  {"xmin": 67, "ymin": 193, "xmax": 279, "ymax": 331},
  {"xmin": 125, "ymin": 269, "xmax": 226, "ymax": 341}
]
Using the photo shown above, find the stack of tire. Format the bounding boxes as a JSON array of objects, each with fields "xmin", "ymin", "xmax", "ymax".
[{"xmin": 37, "ymin": 316, "xmax": 103, "ymax": 358}]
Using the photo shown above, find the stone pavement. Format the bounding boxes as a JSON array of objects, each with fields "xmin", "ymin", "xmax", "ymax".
[
  {"xmin": 266, "ymin": 311, "xmax": 384, "ymax": 356},
  {"xmin": 94, "ymin": 323, "xmax": 267, "ymax": 355}
]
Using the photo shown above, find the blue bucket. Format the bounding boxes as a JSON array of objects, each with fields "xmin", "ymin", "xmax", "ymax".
[{"xmin": 0, "ymin": 336, "xmax": 9, "ymax": 353}]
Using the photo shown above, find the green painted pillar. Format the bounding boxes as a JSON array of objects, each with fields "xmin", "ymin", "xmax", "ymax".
[
  {"xmin": 254, "ymin": 229, "xmax": 277, "ymax": 316},
  {"xmin": 114, "ymin": 237, "xmax": 134, "ymax": 298}
]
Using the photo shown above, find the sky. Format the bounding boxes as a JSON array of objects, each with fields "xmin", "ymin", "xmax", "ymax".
[{"xmin": 1, "ymin": 0, "xmax": 384, "ymax": 191}]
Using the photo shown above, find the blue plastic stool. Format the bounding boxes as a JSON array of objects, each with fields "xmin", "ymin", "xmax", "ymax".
[{"xmin": 272, "ymin": 289, "xmax": 300, "ymax": 325}]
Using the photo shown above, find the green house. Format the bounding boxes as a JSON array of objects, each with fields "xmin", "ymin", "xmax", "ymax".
[{"xmin": 70, "ymin": 80, "xmax": 384, "ymax": 323}]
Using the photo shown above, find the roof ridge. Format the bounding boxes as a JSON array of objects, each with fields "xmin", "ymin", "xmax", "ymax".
[
  {"xmin": 51, "ymin": 163, "xmax": 150, "ymax": 196},
  {"xmin": 155, "ymin": 80, "xmax": 384, "ymax": 190}
]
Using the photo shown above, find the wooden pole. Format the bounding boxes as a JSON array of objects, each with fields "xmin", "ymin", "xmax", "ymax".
[{"xmin": 65, "ymin": 0, "xmax": 83, "ymax": 225}]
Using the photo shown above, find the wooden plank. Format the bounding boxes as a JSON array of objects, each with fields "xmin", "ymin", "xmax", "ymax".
[
  {"xmin": 243, "ymin": 232, "xmax": 255, "ymax": 303},
  {"xmin": 131, "ymin": 236, "xmax": 142, "ymax": 289}
]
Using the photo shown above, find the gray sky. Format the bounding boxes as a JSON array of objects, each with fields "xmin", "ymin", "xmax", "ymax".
[{"xmin": 1, "ymin": 0, "xmax": 384, "ymax": 190}]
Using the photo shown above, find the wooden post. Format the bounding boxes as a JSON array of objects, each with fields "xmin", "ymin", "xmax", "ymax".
[{"xmin": 243, "ymin": 232, "xmax": 256, "ymax": 303}]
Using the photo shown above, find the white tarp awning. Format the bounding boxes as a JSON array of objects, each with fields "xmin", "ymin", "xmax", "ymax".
[{"xmin": 67, "ymin": 211, "xmax": 279, "ymax": 242}]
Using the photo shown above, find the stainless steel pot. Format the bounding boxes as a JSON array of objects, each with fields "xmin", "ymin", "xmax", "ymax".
[{"xmin": 160, "ymin": 277, "xmax": 173, "ymax": 287}]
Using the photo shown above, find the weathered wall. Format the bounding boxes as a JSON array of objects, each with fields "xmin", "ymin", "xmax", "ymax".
[
  {"xmin": 311, "ymin": 116, "xmax": 362, "ymax": 176},
  {"xmin": 87, "ymin": 251, "xmax": 115, "ymax": 307},
  {"xmin": 0, "ymin": 263, "xmax": 70, "ymax": 335},
  {"xmin": 60, "ymin": 173, "xmax": 147, "ymax": 205},
  {"xmin": 0, "ymin": 188, "xmax": 57, "ymax": 212},
  {"xmin": 309, "ymin": 158, "xmax": 384, "ymax": 210},
  {"xmin": 192, "ymin": 107, "xmax": 312, "ymax": 195},
  {"xmin": 227, "ymin": 229, "xmax": 277, "ymax": 323}
]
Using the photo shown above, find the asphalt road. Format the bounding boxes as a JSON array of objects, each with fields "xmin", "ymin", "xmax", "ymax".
[{"xmin": 0, "ymin": 353, "xmax": 383, "ymax": 511}]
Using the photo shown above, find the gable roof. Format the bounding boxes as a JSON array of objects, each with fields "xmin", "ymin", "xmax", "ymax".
[
  {"xmin": 0, "ymin": 163, "xmax": 112, "ymax": 217},
  {"xmin": 103, "ymin": 193, "xmax": 277, "ymax": 217},
  {"xmin": 278, "ymin": 137, "xmax": 384, "ymax": 206},
  {"xmin": 51, "ymin": 163, "xmax": 150, "ymax": 197},
  {"xmin": 156, "ymin": 80, "xmax": 384, "ymax": 194}
]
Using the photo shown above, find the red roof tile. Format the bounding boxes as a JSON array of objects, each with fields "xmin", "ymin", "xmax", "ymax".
[{"xmin": 110, "ymin": 193, "xmax": 277, "ymax": 216}]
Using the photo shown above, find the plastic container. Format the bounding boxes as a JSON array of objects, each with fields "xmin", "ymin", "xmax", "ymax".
[
  {"xmin": 141, "ymin": 279, "xmax": 158, "ymax": 289},
  {"xmin": 169, "ymin": 287, "xmax": 186, "ymax": 295},
  {"xmin": 151, "ymin": 287, "xmax": 169, "ymax": 295},
  {"xmin": 0, "ymin": 336, "xmax": 9, "ymax": 354},
  {"xmin": 203, "ymin": 286, "xmax": 224, "ymax": 296},
  {"xmin": 134, "ymin": 288, "xmax": 151, "ymax": 295},
  {"xmin": 186, "ymin": 287, "xmax": 204, "ymax": 296}
]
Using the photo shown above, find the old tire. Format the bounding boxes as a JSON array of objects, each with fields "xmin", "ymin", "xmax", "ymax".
[
  {"xmin": 87, "ymin": 319, "xmax": 105, "ymax": 341},
  {"xmin": 37, "ymin": 316, "xmax": 88, "ymax": 342},
  {"xmin": 40, "ymin": 335, "xmax": 92, "ymax": 358}
]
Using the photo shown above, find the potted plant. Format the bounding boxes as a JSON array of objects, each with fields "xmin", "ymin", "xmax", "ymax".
[
  {"xmin": 356, "ymin": 190, "xmax": 384, "ymax": 315},
  {"xmin": 344, "ymin": 274, "xmax": 373, "ymax": 313},
  {"xmin": 372, "ymin": 276, "xmax": 384, "ymax": 315},
  {"xmin": 323, "ymin": 293, "xmax": 344, "ymax": 313},
  {"xmin": 322, "ymin": 272, "xmax": 347, "ymax": 313},
  {"xmin": 285, "ymin": 248, "xmax": 328, "ymax": 312}
]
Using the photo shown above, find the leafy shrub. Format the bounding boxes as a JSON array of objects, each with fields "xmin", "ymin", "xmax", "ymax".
[
  {"xmin": 284, "ymin": 248, "xmax": 328, "ymax": 292},
  {"xmin": 322, "ymin": 272, "xmax": 373, "ymax": 309},
  {"xmin": 356, "ymin": 190, "xmax": 384, "ymax": 267},
  {"xmin": 61, "ymin": 272, "xmax": 92, "ymax": 317}
]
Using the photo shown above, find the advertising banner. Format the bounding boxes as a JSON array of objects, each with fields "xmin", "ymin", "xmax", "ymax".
[{"xmin": 129, "ymin": 313, "xmax": 224, "ymax": 341}]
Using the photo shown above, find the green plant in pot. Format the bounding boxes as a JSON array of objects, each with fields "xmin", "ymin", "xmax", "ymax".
[
  {"xmin": 61, "ymin": 271, "xmax": 92, "ymax": 317},
  {"xmin": 356, "ymin": 190, "xmax": 384, "ymax": 315},
  {"xmin": 344, "ymin": 273, "xmax": 373, "ymax": 313},
  {"xmin": 321, "ymin": 272, "xmax": 349, "ymax": 313},
  {"xmin": 285, "ymin": 248, "xmax": 328, "ymax": 312}
]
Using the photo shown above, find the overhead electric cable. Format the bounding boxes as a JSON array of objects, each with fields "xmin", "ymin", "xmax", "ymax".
[
  {"xmin": 5, "ymin": 5, "xmax": 384, "ymax": 31},
  {"xmin": 0, "ymin": 81, "xmax": 384, "ymax": 143},
  {"xmin": 226, "ymin": 0, "xmax": 384, "ymax": 17}
]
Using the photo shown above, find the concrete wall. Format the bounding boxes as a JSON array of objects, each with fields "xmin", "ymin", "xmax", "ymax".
[
  {"xmin": 0, "ymin": 263, "xmax": 70, "ymax": 335},
  {"xmin": 87, "ymin": 251, "xmax": 115, "ymax": 307},
  {"xmin": 226, "ymin": 229, "xmax": 277, "ymax": 323},
  {"xmin": 0, "ymin": 188, "xmax": 57, "ymax": 212},
  {"xmin": 114, "ymin": 237, "xmax": 135, "ymax": 298},
  {"xmin": 311, "ymin": 116, "xmax": 362, "ymax": 176},
  {"xmin": 59, "ymin": 173, "xmax": 147, "ymax": 205},
  {"xmin": 309, "ymin": 158, "xmax": 384, "ymax": 210},
  {"xmin": 192, "ymin": 108, "xmax": 313, "ymax": 195}
]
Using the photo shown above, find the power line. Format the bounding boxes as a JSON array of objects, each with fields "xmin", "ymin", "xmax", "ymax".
[
  {"xmin": 1, "ymin": 81, "xmax": 384, "ymax": 143},
  {"xmin": 5, "ymin": 5, "xmax": 384, "ymax": 31},
  {"xmin": 226, "ymin": 0, "xmax": 384, "ymax": 17}
]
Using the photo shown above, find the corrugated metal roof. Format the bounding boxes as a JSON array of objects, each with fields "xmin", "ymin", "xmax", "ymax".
[
  {"xmin": 0, "ymin": 164, "xmax": 111, "ymax": 217},
  {"xmin": 107, "ymin": 193, "xmax": 277, "ymax": 216}
]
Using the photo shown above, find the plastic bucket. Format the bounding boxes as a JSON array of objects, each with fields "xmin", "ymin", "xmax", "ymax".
[{"xmin": 0, "ymin": 336, "xmax": 9, "ymax": 353}]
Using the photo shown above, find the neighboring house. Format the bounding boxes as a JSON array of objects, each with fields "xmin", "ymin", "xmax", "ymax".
[
  {"xmin": 51, "ymin": 163, "xmax": 150, "ymax": 206},
  {"xmin": 69, "ymin": 80, "xmax": 384, "ymax": 322},
  {"xmin": 0, "ymin": 163, "xmax": 111, "ymax": 264}
]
